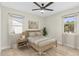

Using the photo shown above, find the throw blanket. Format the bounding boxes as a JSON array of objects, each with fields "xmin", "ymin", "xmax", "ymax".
[{"xmin": 28, "ymin": 36, "xmax": 55, "ymax": 47}]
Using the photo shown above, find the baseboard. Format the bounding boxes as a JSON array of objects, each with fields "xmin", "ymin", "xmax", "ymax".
[
  {"xmin": 57, "ymin": 41, "xmax": 79, "ymax": 50},
  {"xmin": 65, "ymin": 44, "xmax": 75, "ymax": 48},
  {"xmin": 57, "ymin": 41, "xmax": 62, "ymax": 45},
  {"xmin": 1, "ymin": 46, "xmax": 10, "ymax": 50},
  {"xmin": 0, "ymin": 49, "xmax": 1, "ymax": 55},
  {"xmin": 77, "ymin": 47, "xmax": 79, "ymax": 49}
]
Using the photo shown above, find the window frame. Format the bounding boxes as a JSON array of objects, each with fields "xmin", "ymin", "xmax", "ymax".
[
  {"xmin": 64, "ymin": 16, "xmax": 76, "ymax": 33},
  {"xmin": 8, "ymin": 14, "xmax": 24, "ymax": 34},
  {"xmin": 62, "ymin": 14, "xmax": 77, "ymax": 34}
]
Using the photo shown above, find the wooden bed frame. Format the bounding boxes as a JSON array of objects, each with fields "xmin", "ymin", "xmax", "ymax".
[{"xmin": 27, "ymin": 30, "xmax": 57, "ymax": 55}]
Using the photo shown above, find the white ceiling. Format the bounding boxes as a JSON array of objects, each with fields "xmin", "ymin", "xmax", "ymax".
[{"xmin": 1, "ymin": 2, "xmax": 79, "ymax": 17}]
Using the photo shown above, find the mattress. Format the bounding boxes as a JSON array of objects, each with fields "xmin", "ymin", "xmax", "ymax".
[{"xmin": 28, "ymin": 36, "xmax": 55, "ymax": 47}]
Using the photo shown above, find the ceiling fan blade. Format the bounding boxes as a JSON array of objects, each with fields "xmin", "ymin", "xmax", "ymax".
[
  {"xmin": 33, "ymin": 2, "xmax": 41, "ymax": 8},
  {"xmin": 32, "ymin": 9, "xmax": 41, "ymax": 11},
  {"xmin": 45, "ymin": 9, "xmax": 53, "ymax": 11},
  {"xmin": 44, "ymin": 2, "xmax": 53, "ymax": 8}
]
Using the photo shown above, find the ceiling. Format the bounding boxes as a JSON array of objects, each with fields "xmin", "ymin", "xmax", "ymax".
[{"xmin": 1, "ymin": 2, "xmax": 79, "ymax": 17}]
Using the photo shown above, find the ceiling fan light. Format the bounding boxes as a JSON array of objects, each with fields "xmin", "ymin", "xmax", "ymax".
[{"xmin": 40, "ymin": 10, "xmax": 44, "ymax": 13}]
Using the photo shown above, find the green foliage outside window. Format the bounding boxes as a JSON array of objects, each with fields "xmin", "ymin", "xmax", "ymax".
[{"xmin": 64, "ymin": 21, "xmax": 74, "ymax": 32}]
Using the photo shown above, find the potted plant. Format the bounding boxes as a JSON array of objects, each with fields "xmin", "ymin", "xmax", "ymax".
[{"xmin": 43, "ymin": 27, "xmax": 48, "ymax": 36}]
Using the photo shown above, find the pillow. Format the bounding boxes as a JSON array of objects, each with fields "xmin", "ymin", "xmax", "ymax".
[
  {"xmin": 22, "ymin": 35, "xmax": 25, "ymax": 39},
  {"xmin": 29, "ymin": 32, "xmax": 36, "ymax": 37},
  {"xmin": 19, "ymin": 34, "xmax": 26, "ymax": 40},
  {"xmin": 35, "ymin": 32, "xmax": 42, "ymax": 36}
]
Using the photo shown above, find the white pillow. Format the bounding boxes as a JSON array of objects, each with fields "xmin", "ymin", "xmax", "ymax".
[
  {"xmin": 35, "ymin": 32, "xmax": 42, "ymax": 36},
  {"xmin": 22, "ymin": 35, "xmax": 25, "ymax": 39},
  {"xmin": 29, "ymin": 32, "xmax": 36, "ymax": 37}
]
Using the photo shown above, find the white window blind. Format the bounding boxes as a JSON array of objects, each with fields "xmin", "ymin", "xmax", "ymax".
[{"xmin": 8, "ymin": 14, "xmax": 24, "ymax": 34}]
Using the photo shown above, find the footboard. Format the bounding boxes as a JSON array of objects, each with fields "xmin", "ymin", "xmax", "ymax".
[{"xmin": 29, "ymin": 39, "xmax": 57, "ymax": 52}]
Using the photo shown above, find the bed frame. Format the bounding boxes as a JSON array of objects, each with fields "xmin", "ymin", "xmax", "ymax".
[{"xmin": 27, "ymin": 30, "xmax": 57, "ymax": 55}]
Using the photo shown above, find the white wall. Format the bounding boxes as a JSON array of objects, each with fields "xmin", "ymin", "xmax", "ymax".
[
  {"xmin": 45, "ymin": 7, "xmax": 79, "ymax": 49},
  {"xmin": 44, "ymin": 13, "xmax": 62, "ymax": 44},
  {"xmin": 0, "ymin": 4, "xmax": 1, "ymax": 53},
  {"xmin": 1, "ymin": 6, "xmax": 44, "ymax": 50},
  {"xmin": 1, "ymin": 5, "xmax": 79, "ymax": 50}
]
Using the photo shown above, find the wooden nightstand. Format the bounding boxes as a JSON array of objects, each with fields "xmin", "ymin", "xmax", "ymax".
[
  {"xmin": 17, "ymin": 39, "xmax": 28, "ymax": 49},
  {"xmin": 17, "ymin": 31, "xmax": 29, "ymax": 49}
]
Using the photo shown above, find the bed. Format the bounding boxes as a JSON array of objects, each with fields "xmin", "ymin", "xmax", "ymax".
[{"xmin": 27, "ymin": 30, "xmax": 57, "ymax": 55}]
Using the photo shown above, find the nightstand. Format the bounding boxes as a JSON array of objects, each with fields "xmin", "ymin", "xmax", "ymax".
[{"xmin": 17, "ymin": 39, "xmax": 28, "ymax": 49}]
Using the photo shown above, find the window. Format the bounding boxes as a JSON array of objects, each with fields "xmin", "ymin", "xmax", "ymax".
[
  {"xmin": 64, "ymin": 17, "xmax": 76, "ymax": 33},
  {"xmin": 9, "ymin": 14, "xmax": 24, "ymax": 34},
  {"xmin": 12, "ymin": 19, "xmax": 22, "ymax": 34}
]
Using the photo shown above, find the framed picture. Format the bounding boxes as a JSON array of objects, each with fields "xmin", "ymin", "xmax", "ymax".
[{"xmin": 28, "ymin": 20, "xmax": 39, "ymax": 29}]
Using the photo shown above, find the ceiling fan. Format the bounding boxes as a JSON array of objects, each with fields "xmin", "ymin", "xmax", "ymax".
[{"xmin": 32, "ymin": 2, "xmax": 54, "ymax": 13}]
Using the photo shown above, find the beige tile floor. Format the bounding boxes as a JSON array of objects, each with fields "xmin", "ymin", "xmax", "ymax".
[{"xmin": 1, "ymin": 45, "xmax": 79, "ymax": 56}]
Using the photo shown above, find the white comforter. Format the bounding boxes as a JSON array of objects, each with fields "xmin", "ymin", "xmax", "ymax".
[{"xmin": 28, "ymin": 36, "xmax": 55, "ymax": 46}]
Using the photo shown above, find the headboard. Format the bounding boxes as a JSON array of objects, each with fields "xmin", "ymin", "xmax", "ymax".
[{"xmin": 26, "ymin": 30, "xmax": 42, "ymax": 37}]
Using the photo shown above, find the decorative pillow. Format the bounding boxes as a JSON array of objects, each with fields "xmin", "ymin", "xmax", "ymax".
[{"xmin": 22, "ymin": 35, "xmax": 25, "ymax": 39}]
